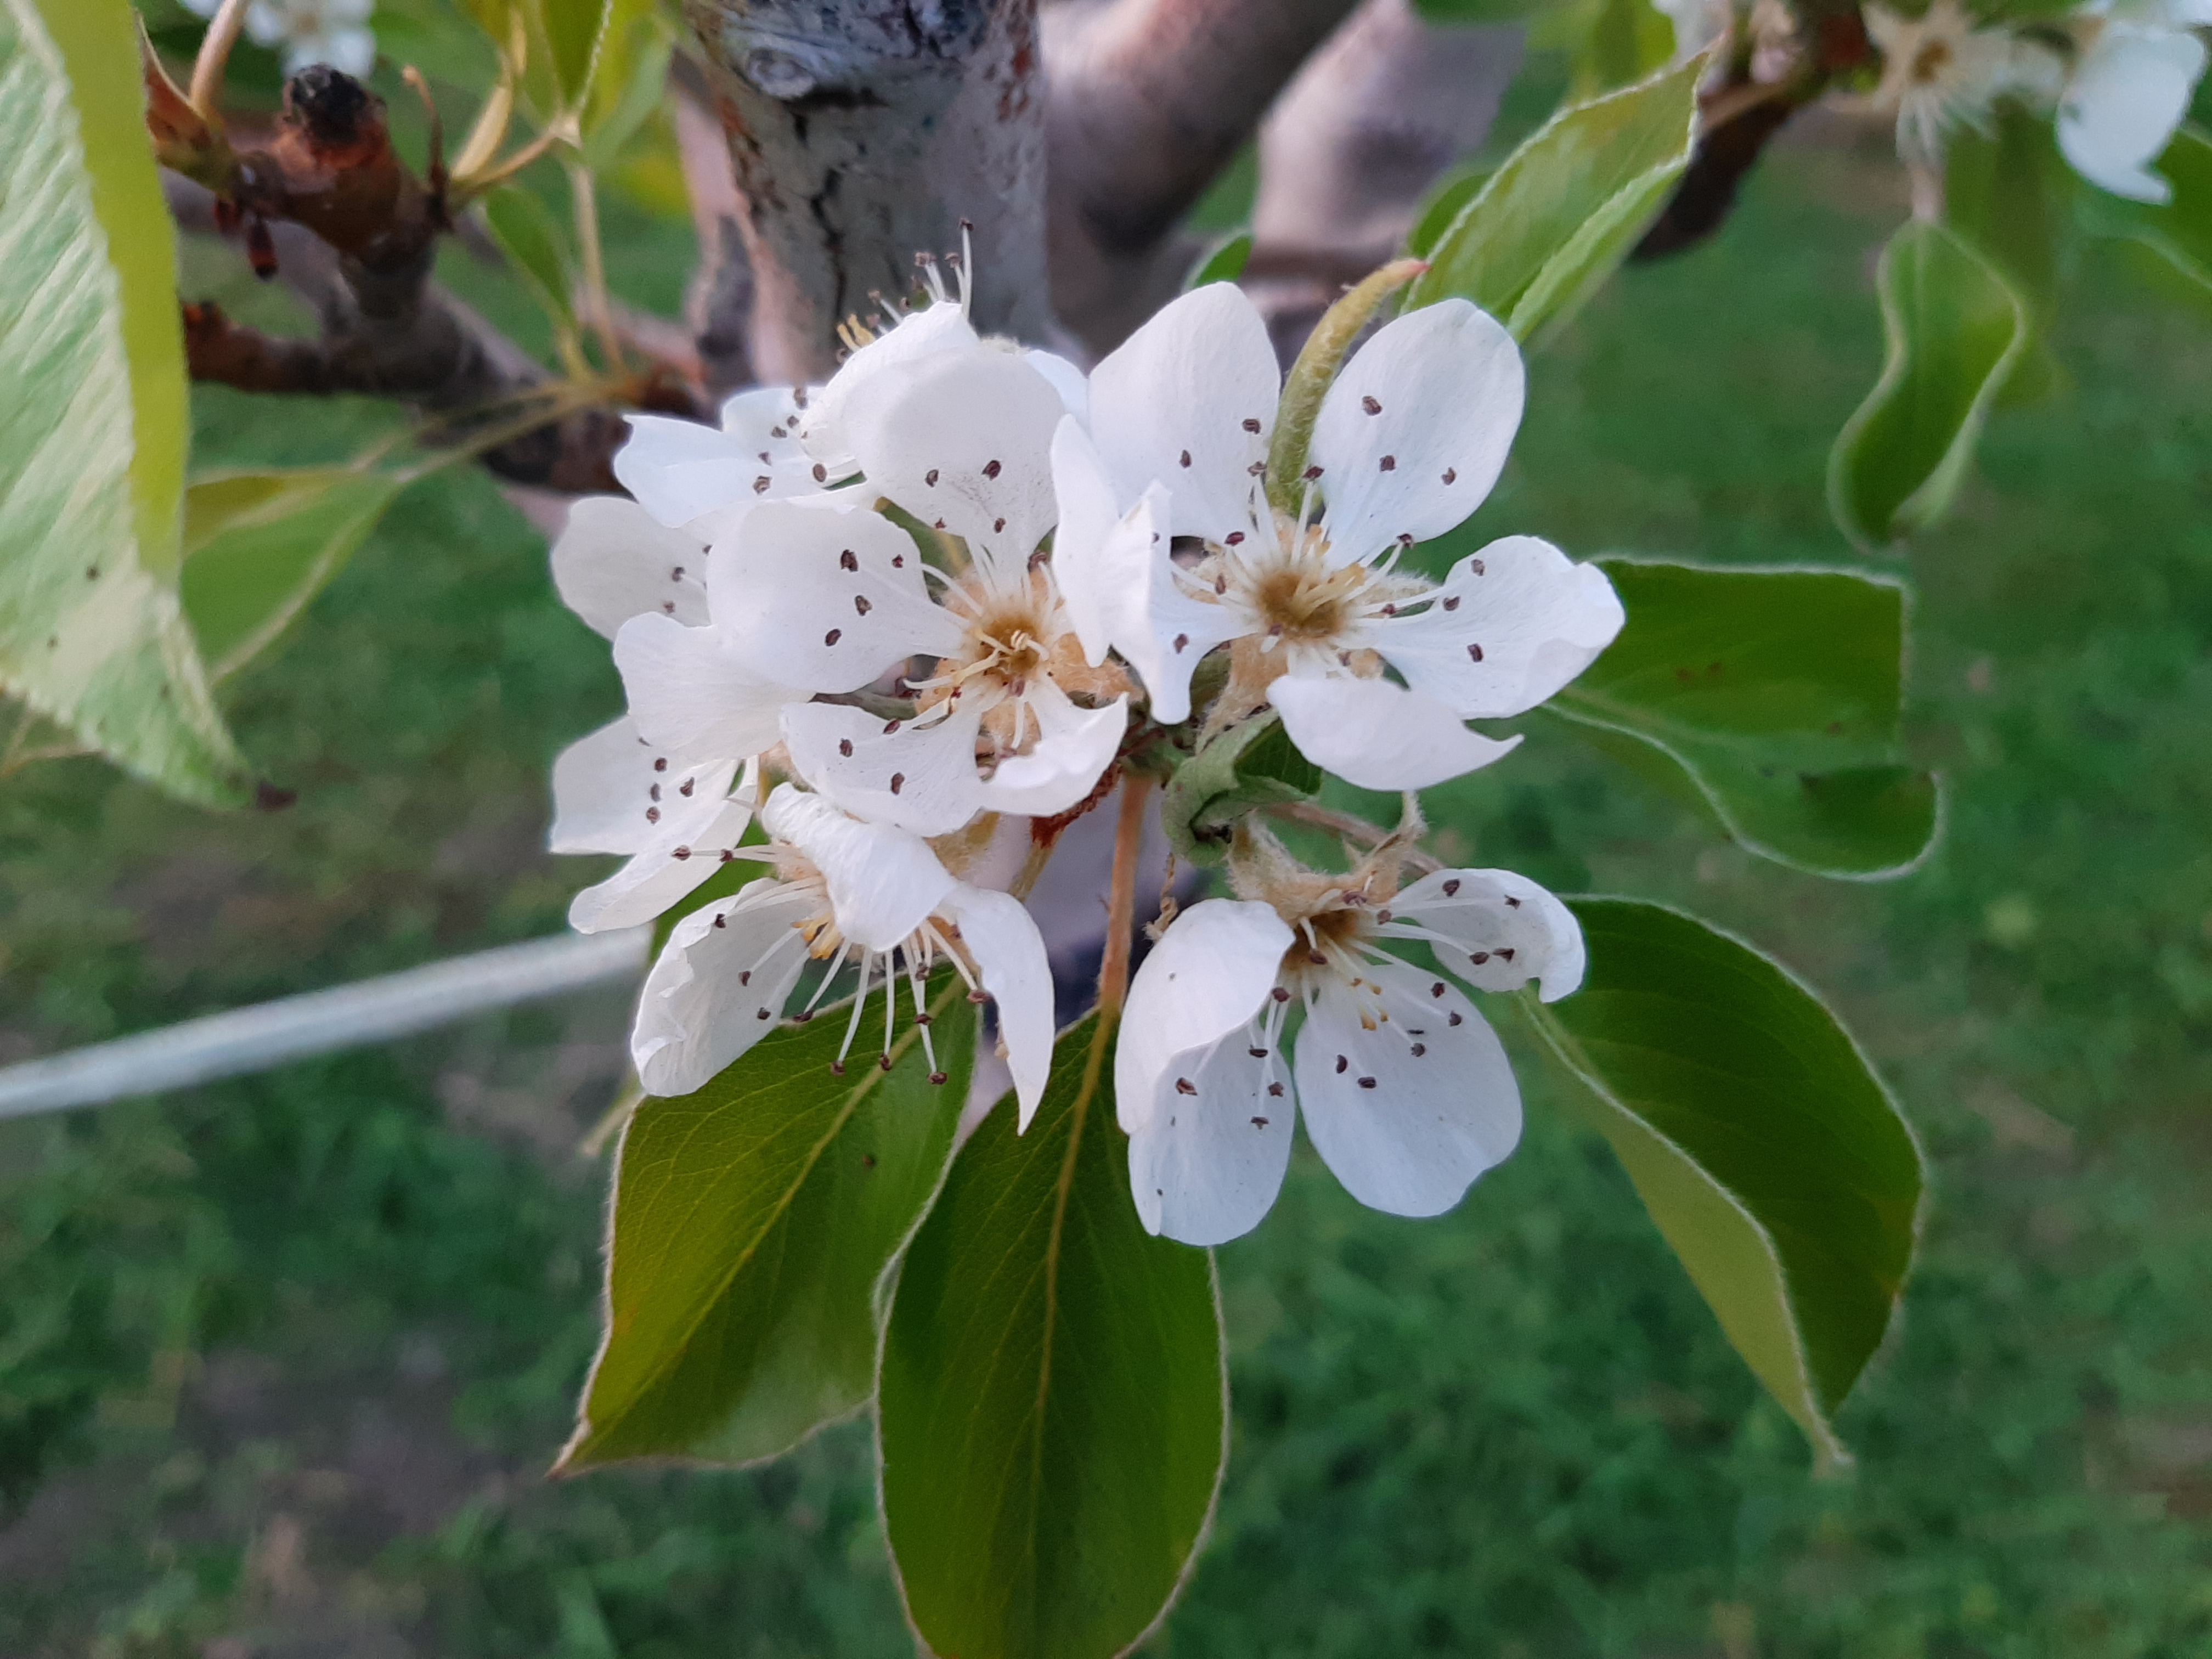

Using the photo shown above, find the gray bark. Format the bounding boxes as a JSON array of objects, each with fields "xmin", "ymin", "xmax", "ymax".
[
  {"xmin": 1043, "ymin": 0, "xmax": 1361, "ymax": 354},
  {"xmin": 683, "ymin": 0, "xmax": 1052, "ymax": 382},
  {"xmin": 1245, "ymin": 0, "xmax": 1523, "ymax": 358}
]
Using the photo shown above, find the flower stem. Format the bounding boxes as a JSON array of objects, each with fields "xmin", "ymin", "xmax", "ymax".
[
  {"xmin": 188, "ymin": 0, "xmax": 252, "ymax": 122},
  {"xmin": 1094, "ymin": 775, "xmax": 1154, "ymax": 1022}
]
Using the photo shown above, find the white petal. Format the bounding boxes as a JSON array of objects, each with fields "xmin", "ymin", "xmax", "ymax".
[
  {"xmin": 1312, "ymin": 300, "xmax": 1525, "ymax": 566},
  {"xmin": 939, "ymin": 884, "xmax": 1056, "ymax": 1128},
  {"xmin": 613, "ymin": 612, "xmax": 795, "ymax": 765},
  {"xmin": 1268, "ymin": 673, "xmax": 1521, "ymax": 792},
  {"xmin": 973, "ymin": 687, "xmax": 1128, "ymax": 820},
  {"xmin": 762, "ymin": 785, "xmax": 960, "ymax": 950},
  {"xmin": 1294, "ymin": 962, "xmax": 1521, "ymax": 1217},
  {"xmin": 1048, "ymin": 416, "xmax": 1146, "ymax": 668},
  {"xmin": 614, "ymin": 414, "xmax": 808, "ymax": 528},
  {"xmin": 799, "ymin": 301, "xmax": 979, "ymax": 476},
  {"xmin": 567, "ymin": 788, "xmax": 753, "ymax": 933},
  {"xmin": 550, "ymin": 714, "xmax": 693, "ymax": 855},
  {"xmin": 1085, "ymin": 283, "xmax": 1280, "ymax": 545},
  {"xmin": 1385, "ymin": 868, "xmax": 1587, "ymax": 1001},
  {"xmin": 1128, "ymin": 1033, "xmax": 1293, "ymax": 1245},
  {"xmin": 844, "ymin": 348, "xmax": 1066, "ymax": 575},
  {"xmin": 780, "ymin": 701, "xmax": 986, "ymax": 838},
  {"xmin": 718, "ymin": 385, "xmax": 816, "ymax": 454},
  {"xmin": 631, "ymin": 881, "xmax": 819, "ymax": 1096},
  {"xmin": 1115, "ymin": 898, "xmax": 1294, "ymax": 1133},
  {"xmin": 2059, "ymin": 24, "xmax": 2204, "ymax": 201},
  {"xmin": 706, "ymin": 501, "xmax": 961, "ymax": 690},
  {"xmin": 550, "ymin": 496, "xmax": 709, "ymax": 639},
  {"xmin": 1024, "ymin": 348, "xmax": 1091, "ymax": 424},
  {"xmin": 1370, "ymin": 536, "xmax": 1624, "ymax": 719}
]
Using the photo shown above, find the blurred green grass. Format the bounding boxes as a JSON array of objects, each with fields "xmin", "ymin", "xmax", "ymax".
[{"xmin": 3, "ymin": 123, "xmax": 2210, "ymax": 1657}]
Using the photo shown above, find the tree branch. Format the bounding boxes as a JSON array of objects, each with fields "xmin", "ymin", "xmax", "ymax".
[
  {"xmin": 1243, "ymin": 0, "xmax": 1522, "ymax": 358},
  {"xmin": 1043, "ymin": 0, "xmax": 1360, "ymax": 354},
  {"xmin": 682, "ymin": 0, "xmax": 1051, "ymax": 381}
]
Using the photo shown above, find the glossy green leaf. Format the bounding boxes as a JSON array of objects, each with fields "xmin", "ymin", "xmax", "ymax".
[
  {"xmin": 1159, "ymin": 711, "xmax": 1322, "ymax": 866},
  {"xmin": 179, "ymin": 469, "xmax": 404, "ymax": 683},
  {"xmin": 561, "ymin": 974, "xmax": 976, "ymax": 1469},
  {"xmin": 1573, "ymin": 0, "xmax": 1675, "ymax": 98},
  {"xmin": 1183, "ymin": 231, "xmax": 1253, "ymax": 291},
  {"xmin": 1406, "ymin": 55, "xmax": 1701, "ymax": 342},
  {"xmin": 0, "ymin": 0, "xmax": 248, "ymax": 805},
  {"xmin": 1829, "ymin": 219, "xmax": 2027, "ymax": 550},
  {"xmin": 481, "ymin": 183, "xmax": 577, "ymax": 331},
  {"xmin": 1522, "ymin": 899, "xmax": 1923, "ymax": 1466},
  {"xmin": 880, "ymin": 1013, "xmax": 1227, "ymax": 1659},
  {"xmin": 1542, "ymin": 560, "xmax": 1940, "ymax": 879}
]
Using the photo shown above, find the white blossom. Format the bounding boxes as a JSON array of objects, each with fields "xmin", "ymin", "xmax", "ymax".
[
  {"xmin": 1115, "ymin": 829, "xmax": 1584, "ymax": 1245},
  {"xmin": 631, "ymin": 785, "xmax": 1054, "ymax": 1120},
  {"xmin": 1863, "ymin": 0, "xmax": 2060, "ymax": 167},
  {"xmin": 2055, "ymin": 0, "xmax": 2212, "ymax": 201},
  {"xmin": 1051, "ymin": 283, "xmax": 1622, "ymax": 793},
  {"xmin": 185, "ymin": 0, "xmax": 377, "ymax": 77}
]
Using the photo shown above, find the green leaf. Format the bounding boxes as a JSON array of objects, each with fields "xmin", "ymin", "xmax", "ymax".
[
  {"xmin": 1522, "ymin": 898, "xmax": 1924, "ymax": 1465},
  {"xmin": 560, "ymin": 973, "xmax": 977, "ymax": 1469},
  {"xmin": 1542, "ymin": 559, "xmax": 1940, "ymax": 879},
  {"xmin": 1945, "ymin": 102, "xmax": 2070, "ymax": 405},
  {"xmin": 480, "ymin": 183, "xmax": 577, "ymax": 332},
  {"xmin": 541, "ymin": 0, "xmax": 611, "ymax": 110},
  {"xmin": 1413, "ymin": 0, "xmax": 1548, "ymax": 18},
  {"xmin": 0, "ymin": 0, "xmax": 248, "ymax": 805},
  {"xmin": 2076, "ymin": 125, "xmax": 2212, "ymax": 321},
  {"xmin": 1407, "ymin": 166, "xmax": 1486, "ymax": 258},
  {"xmin": 1159, "ymin": 712, "xmax": 1323, "ymax": 867},
  {"xmin": 1573, "ymin": 0, "xmax": 1675, "ymax": 98},
  {"xmin": 1828, "ymin": 220, "xmax": 2028, "ymax": 551},
  {"xmin": 1406, "ymin": 55, "xmax": 1702, "ymax": 343},
  {"xmin": 580, "ymin": 0, "xmax": 675, "ymax": 166},
  {"xmin": 1183, "ymin": 231, "xmax": 1253, "ymax": 291},
  {"xmin": 879, "ymin": 1013, "xmax": 1227, "ymax": 1659},
  {"xmin": 179, "ymin": 469, "xmax": 404, "ymax": 683}
]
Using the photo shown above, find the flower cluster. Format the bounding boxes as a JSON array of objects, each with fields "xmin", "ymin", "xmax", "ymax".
[
  {"xmin": 1865, "ymin": 0, "xmax": 2208, "ymax": 202},
  {"xmin": 547, "ymin": 257, "xmax": 1625, "ymax": 1239}
]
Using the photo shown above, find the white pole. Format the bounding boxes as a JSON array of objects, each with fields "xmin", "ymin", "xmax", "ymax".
[{"xmin": 0, "ymin": 929, "xmax": 648, "ymax": 1121}]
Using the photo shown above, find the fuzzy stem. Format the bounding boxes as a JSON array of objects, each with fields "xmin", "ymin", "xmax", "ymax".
[{"xmin": 1265, "ymin": 256, "xmax": 1426, "ymax": 517}]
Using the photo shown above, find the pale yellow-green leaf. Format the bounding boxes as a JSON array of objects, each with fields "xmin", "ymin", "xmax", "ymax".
[{"xmin": 0, "ymin": 0, "xmax": 247, "ymax": 805}]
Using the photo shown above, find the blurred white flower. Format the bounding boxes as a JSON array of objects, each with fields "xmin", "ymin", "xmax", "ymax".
[
  {"xmin": 2056, "ymin": 0, "xmax": 2212, "ymax": 201},
  {"xmin": 1051, "ymin": 283, "xmax": 1622, "ymax": 794},
  {"xmin": 1864, "ymin": 0, "xmax": 2055, "ymax": 167},
  {"xmin": 1114, "ymin": 828, "xmax": 1585, "ymax": 1245},
  {"xmin": 185, "ymin": 0, "xmax": 377, "ymax": 78},
  {"xmin": 630, "ymin": 785, "xmax": 1053, "ymax": 1117}
]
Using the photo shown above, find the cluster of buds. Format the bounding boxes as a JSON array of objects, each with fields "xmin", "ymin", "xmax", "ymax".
[{"xmin": 548, "ymin": 248, "xmax": 1626, "ymax": 1239}]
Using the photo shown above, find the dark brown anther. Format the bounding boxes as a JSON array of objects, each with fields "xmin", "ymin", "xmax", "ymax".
[
  {"xmin": 1357, "ymin": 1076, "xmax": 1378, "ymax": 1090},
  {"xmin": 1442, "ymin": 596, "xmax": 1460, "ymax": 611},
  {"xmin": 1302, "ymin": 465, "xmax": 1322, "ymax": 480},
  {"xmin": 825, "ymin": 628, "xmax": 842, "ymax": 645},
  {"xmin": 968, "ymin": 989, "xmax": 988, "ymax": 1003},
  {"xmin": 1272, "ymin": 986, "xmax": 1291, "ymax": 1002},
  {"xmin": 1242, "ymin": 418, "xmax": 1262, "ymax": 433},
  {"xmin": 1268, "ymin": 1081, "xmax": 1285, "ymax": 1097},
  {"xmin": 1466, "ymin": 643, "xmax": 1484, "ymax": 662},
  {"xmin": 1443, "ymin": 467, "xmax": 1458, "ymax": 485},
  {"xmin": 1410, "ymin": 1043, "xmax": 1426, "ymax": 1058},
  {"xmin": 793, "ymin": 1010, "xmax": 814, "ymax": 1023},
  {"xmin": 925, "ymin": 469, "xmax": 940, "ymax": 486},
  {"xmin": 928, "ymin": 1071, "xmax": 949, "ymax": 1086},
  {"xmin": 1378, "ymin": 455, "xmax": 1397, "ymax": 472},
  {"xmin": 983, "ymin": 459, "xmax": 1002, "ymax": 479},
  {"xmin": 839, "ymin": 549, "xmax": 858, "ymax": 571},
  {"xmin": 1442, "ymin": 878, "xmax": 1460, "ymax": 896},
  {"xmin": 839, "ymin": 738, "xmax": 854, "ymax": 757},
  {"xmin": 672, "ymin": 846, "xmax": 691, "ymax": 860},
  {"xmin": 831, "ymin": 1060, "xmax": 847, "ymax": 1075},
  {"xmin": 1175, "ymin": 1077, "xmax": 1198, "ymax": 1095},
  {"xmin": 889, "ymin": 772, "xmax": 905, "ymax": 794},
  {"xmin": 879, "ymin": 1053, "xmax": 894, "ymax": 1072},
  {"xmin": 916, "ymin": 1012, "xmax": 933, "ymax": 1025},
  {"xmin": 855, "ymin": 594, "xmax": 873, "ymax": 615},
  {"xmin": 1361, "ymin": 396, "xmax": 1381, "ymax": 415},
  {"xmin": 1335, "ymin": 1054, "xmax": 1349, "ymax": 1073}
]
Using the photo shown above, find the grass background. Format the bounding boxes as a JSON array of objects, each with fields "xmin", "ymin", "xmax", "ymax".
[{"xmin": 3, "ymin": 80, "xmax": 2211, "ymax": 1658}]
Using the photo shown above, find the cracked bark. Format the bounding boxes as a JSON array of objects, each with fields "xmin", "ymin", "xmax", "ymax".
[{"xmin": 682, "ymin": 0, "xmax": 1052, "ymax": 382}]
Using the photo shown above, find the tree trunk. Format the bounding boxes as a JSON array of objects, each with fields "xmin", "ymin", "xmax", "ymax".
[{"xmin": 683, "ymin": 0, "xmax": 1052, "ymax": 382}]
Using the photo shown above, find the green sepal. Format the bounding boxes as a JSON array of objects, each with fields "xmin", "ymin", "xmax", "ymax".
[
  {"xmin": 558, "ymin": 972, "xmax": 977, "ymax": 1470},
  {"xmin": 1521, "ymin": 898, "xmax": 1925, "ymax": 1468},
  {"xmin": 1159, "ymin": 712, "xmax": 1322, "ymax": 867}
]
